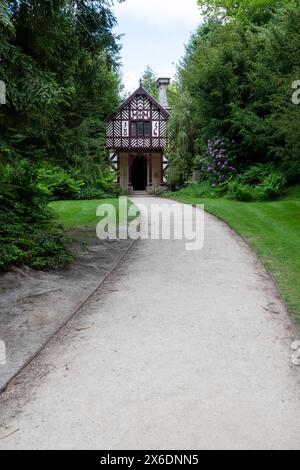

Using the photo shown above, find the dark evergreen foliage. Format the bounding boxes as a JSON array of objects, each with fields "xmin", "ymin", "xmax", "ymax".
[
  {"xmin": 0, "ymin": 0, "xmax": 123, "ymax": 270},
  {"xmin": 167, "ymin": 0, "xmax": 300, "ymax": 193}
]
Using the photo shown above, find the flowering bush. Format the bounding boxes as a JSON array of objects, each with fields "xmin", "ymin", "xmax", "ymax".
[{"xmin": 195, "ymin": 138, "xmax": 237, "ymax": 188}]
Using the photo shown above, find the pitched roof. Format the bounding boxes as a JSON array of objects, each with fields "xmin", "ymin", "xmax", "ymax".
[{"xmin": 109, "ymin": 85, "xmax": 170, "ymax": 120}]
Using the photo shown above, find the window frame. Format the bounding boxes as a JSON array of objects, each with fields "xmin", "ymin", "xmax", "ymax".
[{"xmin": 130, "ymin": 121, "xmax": 151, "ymax": 138}]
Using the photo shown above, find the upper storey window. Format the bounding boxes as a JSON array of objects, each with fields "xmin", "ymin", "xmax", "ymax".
[{"xmin": 131, "ymin": 121, "xmax": 151, "ymax": 138}]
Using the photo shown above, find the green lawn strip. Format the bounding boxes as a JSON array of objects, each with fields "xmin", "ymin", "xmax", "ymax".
[
  {"xmin": 170, "ymin": 191, "xmax": 300, "ymax": 325},
  {"xmin": 49, "ymin": 198, "xmax": 137, "ymax": 230}
]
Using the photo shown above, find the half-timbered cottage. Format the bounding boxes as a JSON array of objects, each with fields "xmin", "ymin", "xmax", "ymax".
[{"xmin": 106, "ymin": 78, "xmax": 170, "ymax": 194}]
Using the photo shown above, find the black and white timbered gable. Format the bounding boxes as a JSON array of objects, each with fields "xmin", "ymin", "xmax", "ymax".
[{"xmin": 106, "ymin": 86, "xmax": 170, "ymax": 150}]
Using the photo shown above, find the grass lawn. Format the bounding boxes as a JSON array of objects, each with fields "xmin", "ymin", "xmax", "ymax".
[
  {"xmin": 170, "ymin": 185, "xmax": 300, "ymax": 325},
  {"xmin": 50, "ymin": 198, "xmax": 136, "ymax": 230}
]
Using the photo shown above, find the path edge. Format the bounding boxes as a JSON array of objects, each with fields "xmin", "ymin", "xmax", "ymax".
[
  {"xmin": 0, "ymin": 238, "xmax": 136, "ymax": 394},
  {"xmin": 164, "ymin": 195, "xmax": 300, "ymax": 335}
]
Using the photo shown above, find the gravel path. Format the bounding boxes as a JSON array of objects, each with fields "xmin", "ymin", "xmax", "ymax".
[{"xmin": 0, "ymin": 197, "xmax": 299, "ymax": 450}]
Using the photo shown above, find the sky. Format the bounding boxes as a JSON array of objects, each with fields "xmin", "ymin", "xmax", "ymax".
[{"xmin": 113, "ymin": 0, "xmax": 202, "ymax": 93}]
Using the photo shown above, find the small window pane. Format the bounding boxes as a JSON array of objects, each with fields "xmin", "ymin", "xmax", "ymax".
[
  {"xmin": 144, "ymin": 122, "xmax": 150, "ymax": 137},
  {"xmin": 137, "ymin": 122, "xmax": 144, "ymax": 137},
  {"xmin": 131, "ymin": 122, "xmax": 137, "ymax": 137}
]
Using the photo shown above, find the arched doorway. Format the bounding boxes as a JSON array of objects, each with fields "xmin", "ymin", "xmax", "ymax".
[{"xmin": 131, "ymin": 156, "xmax": 147, "ymax": 191}]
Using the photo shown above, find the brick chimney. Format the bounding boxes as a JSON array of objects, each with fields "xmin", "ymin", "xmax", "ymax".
[{"xmin": 156, "ymin": 77, "xmax": 170, "ymax": 111}]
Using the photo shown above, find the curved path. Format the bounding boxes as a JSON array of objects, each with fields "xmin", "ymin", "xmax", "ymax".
[{"xmin": 0, "ymin": 197, "xmax": 299, "ymax": 450}]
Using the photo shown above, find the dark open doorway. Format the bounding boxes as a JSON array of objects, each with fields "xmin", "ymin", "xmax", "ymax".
[{"xmin": 131, "ymin": 156, "xmax": 147, "ymax": 191}]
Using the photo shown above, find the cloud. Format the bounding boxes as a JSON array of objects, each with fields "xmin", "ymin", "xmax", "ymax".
[
  {"xmin": 114, "ymin": 0, "xmax": 201, "ymax": 28},
  {"xmin": 121, "ymin": 70, "xmax": 139, "ymax": 92},
  {"xmin": 113, "ymin": 0, "xmax": 203, "ymax": 92}
]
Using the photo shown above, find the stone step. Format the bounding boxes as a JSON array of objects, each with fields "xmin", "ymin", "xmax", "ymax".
[{"xmin": 131, "ymin": 191, "xmax": 152, "ymax": 197}]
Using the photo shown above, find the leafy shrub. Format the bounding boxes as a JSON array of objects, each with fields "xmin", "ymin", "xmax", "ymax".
[
  {"xmin": 0, "ymin": 221, "xmax": 73, "ymax": 271},
  {"xmin": 0, "ymin": 159, "xmax": 73, "ymax": 271},
  {"xmin": 37, "ymin": 164, "xmax": 83, "ymax": 200},
  {"xmin": 226, "ymin": 181, "xmax": 261, "ymax": 202},
  {"xmin": 258, "ymin": 170, "xmax": 287, "ymax": 199},
  {"xmin": 76, "ymin": 167, "xmax": 125, "ymax": 199},
  {"xmin": 240, "ymin": 163, "xmax": 277, "ymax": 185},
  {"xmin": 227, "ymin": 170, "xmax": 287, "ymax": 202},
  {"xmin": 96, "ymin": 167, "xmax": 119, "ymax": 194},
  {"xmin": 280, "ymin": 161, "xmax": 300, "ymax": 185},
  {"xmin": 76, "ymin": 186, "xmax": 108, "ymax": 200}
]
